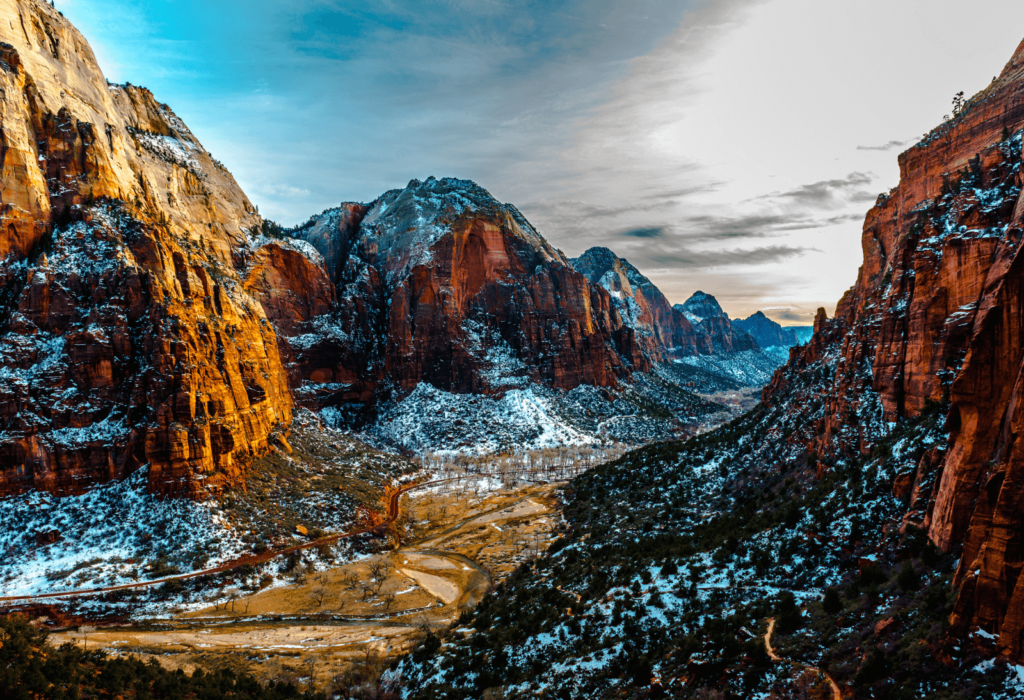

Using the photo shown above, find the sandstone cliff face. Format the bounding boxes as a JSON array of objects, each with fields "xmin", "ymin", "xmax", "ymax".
[
  {"xmin": 278, "ymin": 178, "xmax": 641, "ymax": 419},
  {"xmin": 677, "ymin": 291, "xmax": 759, "ymax": 354},
  {"xmin": 0, "ymin": 0, "xmax": 292, "ymax": 498},
  {"xmin": 763, "ymin": 37, "xmax": 1024, "ymax": 662},
  {"xmin": 571, "ymin": 247, "xmax": 702, "ymax": 359}
]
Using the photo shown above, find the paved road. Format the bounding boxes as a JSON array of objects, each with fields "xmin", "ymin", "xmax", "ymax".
[{"xmin": 0, "ymin": 477, "xmax": 466, "ymax": 604}]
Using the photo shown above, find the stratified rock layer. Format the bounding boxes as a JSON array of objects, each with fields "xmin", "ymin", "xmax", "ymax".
[
  {"xmin": 764, "ymin": 37, "xmax": 1024, "ymax": 663},
  {"xmin": 281, "ymin": 179, "xmax": 642, "ymax": 418},
  {"xmin": 0, "ymin": 0, "xmax": 292, "ymax": 498}
]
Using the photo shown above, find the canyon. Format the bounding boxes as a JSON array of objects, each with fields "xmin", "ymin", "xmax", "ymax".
[
  {"xmin": 0, "ymin": 0, "xmax": 789, "ymax": 501},
  {"xmin": 10, "ymin": 0, "xmax": 1024, "ymax": 696}
]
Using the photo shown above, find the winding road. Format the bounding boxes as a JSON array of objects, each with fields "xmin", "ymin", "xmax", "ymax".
[{"xmin": 0, "ymin": 477, "xmax": 466, "ymax": 605}]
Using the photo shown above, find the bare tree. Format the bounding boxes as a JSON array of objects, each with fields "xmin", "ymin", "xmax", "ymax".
[
  {"xmin": 302, "ymin": 657, "xmax": 318, "ymax": 692},
  {"xmin": 414, "ymin": 614, "xmax": 438, "ymax": 638},
  {"xmin": 225, "ymin": 587, "xmax": 241, "ymax": 613},
  {"xmin": 367, "ymin": 557, "xmax": 386, "ymax": 580},
  {"xmin": 307, "ymin": 573, "xmax": 331, "ymax": 610},
  {"xmin": 368, "ymin": 556, "xmax": 392, "ymax": 593},
  {"xmin": 381, "ymin": 584, "xmax": 398, "ymax": 613},
  {"xmin": 79, "ymin": 625, "xmax": 96, "ymax": 651}
]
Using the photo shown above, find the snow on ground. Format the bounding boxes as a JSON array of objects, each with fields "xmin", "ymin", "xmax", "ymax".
[
  {"xmin": 130, "ymin": 129, "xmax": 203, "ymax": 173},
  {"xmin": 363, "ymin": 349, "xmax": 788, "ymax": 456},
  {"xmin": 0, "ymin": 468, "xmax": 245, "ymax": 598},
  {"xmin": 676, "ymin": 347, "xmax": 789, "ymax": 386},
  {"xmin": 369, "ymin": 383, "xmax": 599, "ymax": 456}
]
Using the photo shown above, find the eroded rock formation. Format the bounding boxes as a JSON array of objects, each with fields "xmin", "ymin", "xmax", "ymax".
[
  {"xmin": 0, "ymin": 0, "xmax": 292, "ymax": 498},
  {"xmin": 274, "ymin": 179, "xmax": 644, "ymax": 419},
  {"xmin": 764, "ymin": 37, "xmax": 1024, "ymax": 663}
]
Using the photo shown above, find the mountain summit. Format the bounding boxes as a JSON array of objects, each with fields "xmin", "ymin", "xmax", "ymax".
[
  {"xmin": 273, "ymin": 177, "xmax": 644, "ymax": 413},
  {"xmin": 571, "ymin": 246, "xmax": 702, "ymax": 358},
  {"xmin": 734, "ymin": 310, "xmax": 800, "ymax": 348},
  {"xmin": 675, "ymin": 291, "xmax": 758, "ymax": 354}
]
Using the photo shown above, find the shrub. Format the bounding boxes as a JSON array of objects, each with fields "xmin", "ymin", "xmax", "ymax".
[{"xmin": 823, "ymin": 587, "xmax": 843, "ymax": 615}]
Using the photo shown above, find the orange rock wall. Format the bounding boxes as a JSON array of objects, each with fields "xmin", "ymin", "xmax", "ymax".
[
  {"xmin": 0, "ymin": 0, "xmax": 292, "ymax": 498},
  {"xmin": 765, "ymin": 38, "xmax": 1024, "ymax": 662}
]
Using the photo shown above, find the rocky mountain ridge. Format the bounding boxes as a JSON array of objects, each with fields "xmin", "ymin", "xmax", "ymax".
[
  {"xmin": 272, "ymin": 178, "xmax": 644, "ymax": 413},
  {"xmin": 676, "ymin": 290, "xmax": 759, "ymax": 354},
  {"xmin": 0, "ymin": 0, "xmax": 785, "ymax": 498},
  {"xmin": 570, "ymin": 246, "xmax": 741, "ymax": 359},
  {"xmin": 0, "ymin": 0, "xmax": 292, "ymax": 499},
  {"xmin": 734, "ymin": 310, "xmax": 800, "ymax": 348},
  {"xmin": 256, "ymin": 182, "xmax": 787, "ymax": 444}
]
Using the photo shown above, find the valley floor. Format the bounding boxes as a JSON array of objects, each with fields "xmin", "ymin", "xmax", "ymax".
[{"xmin": 47, "ymin": 479, "xmax": 565, "ymax": 691}]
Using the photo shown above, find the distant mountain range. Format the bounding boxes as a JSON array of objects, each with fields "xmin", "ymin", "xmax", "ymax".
[{"xmin": 734, "ymin": 310, "xmax": 813, "ymax": 348}]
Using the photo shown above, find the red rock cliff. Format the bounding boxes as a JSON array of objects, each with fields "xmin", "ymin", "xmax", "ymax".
[
  {"xmin": 764, "ymin": 37, "xmax": 1024, "ymax": 662},
  {"xmin": 277, "ymin": 178, "xmax": 642, "ymax": 419},
  {"xmin": 0, "ymin": 0, "xmax": 292, "ymax": 498}
]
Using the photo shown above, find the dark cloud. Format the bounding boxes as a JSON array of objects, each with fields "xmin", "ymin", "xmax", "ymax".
[
  {"xmin": 638, "ymin": 183, "xmax": 724, "ymax": 201},
  {"xmin": 856, "ymin": 140, "xmax": 910, "ymax": 152},
  {"xmin": 647, "ymin": 244, "xmax": 814, "ymax": 269},
  {"xmin": 767, "ymin": 308, "xmax": 815, "ymax": 323},
  {"xmin": 759, "ymin": 172, "xmax": 876, "ymax": 209},
  {"xmin": 677, "ymin": 212, "xmax": 864, "ymax": 241},
  {"xmin": 620, "ymin": 227, "xmax": 664, "ymax": 238}
]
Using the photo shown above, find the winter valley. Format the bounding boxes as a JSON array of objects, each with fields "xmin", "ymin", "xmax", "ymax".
[{"xmin": 3, "ymin": 0, "xmax": 1024, "ymax": 698}]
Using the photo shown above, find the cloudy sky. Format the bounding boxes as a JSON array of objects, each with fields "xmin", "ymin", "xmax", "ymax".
[{"xmin": 62, "ymin": 0, "xmax": 1024, "ymax": 323}]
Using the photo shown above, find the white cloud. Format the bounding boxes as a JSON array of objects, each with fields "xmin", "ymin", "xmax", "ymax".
[{"xmin": 516, "ymin": 0, "xmax": 1024, "ymax": 320}]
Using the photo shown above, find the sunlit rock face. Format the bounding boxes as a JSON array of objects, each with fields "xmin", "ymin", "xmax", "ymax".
[
  {"xmin": 0, "ymin": 0, "xmax": 292, "ymax": 498},
  {"xmin": 763, "ymin": 37, "xmax": 1024, "ymax": 662},
  {"xmin": 284, "ymin": 178, "xmax": 644, "ymax": 419}
]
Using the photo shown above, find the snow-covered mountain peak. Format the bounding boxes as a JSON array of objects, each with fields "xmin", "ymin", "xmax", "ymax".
[
  {"xmin": 677, "ymin": 290, "xmax": 729, "ymax": 325},
  {"xmin": 354, "ymin": 176, "xmax": 564, "ymax": 285}
]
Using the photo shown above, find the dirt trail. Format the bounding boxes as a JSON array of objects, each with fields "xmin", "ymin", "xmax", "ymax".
[{"xmin": 765, "ymin": 617, "xmax": 842, "ymax": 700}]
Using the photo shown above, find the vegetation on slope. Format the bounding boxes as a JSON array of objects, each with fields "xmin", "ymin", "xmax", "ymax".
[{"xmin": 391, "ymin": 342, "xmax": 1024, "ymax": 699}]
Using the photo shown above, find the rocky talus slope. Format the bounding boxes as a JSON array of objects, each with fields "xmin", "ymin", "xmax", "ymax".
[{"xmin": 0, "ymin": 0, "xmax": 292, "ymax": 498}]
